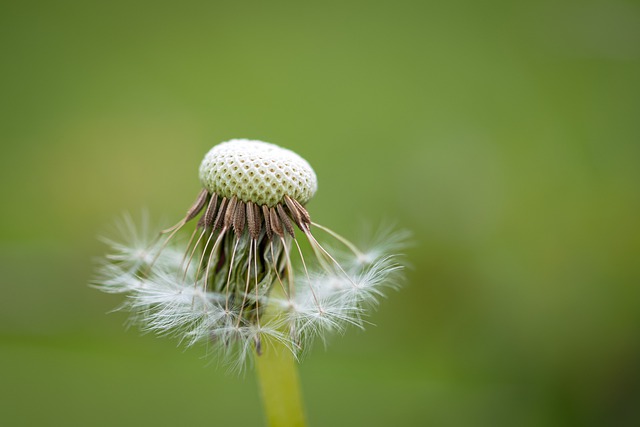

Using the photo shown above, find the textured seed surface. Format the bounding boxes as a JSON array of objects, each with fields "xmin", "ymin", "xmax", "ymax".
[{"xmin": 199, "ymin": 139, "xmax": 317, "ymax": 207}]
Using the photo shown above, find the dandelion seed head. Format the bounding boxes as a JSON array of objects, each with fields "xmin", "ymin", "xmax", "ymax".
[
  {"xmin": 95, "ymin": 139, "xmax": 407, "ymax": 369},
  {"xmin": 199, "ymin": 139, "xmax": 317, "ymax": 207}
]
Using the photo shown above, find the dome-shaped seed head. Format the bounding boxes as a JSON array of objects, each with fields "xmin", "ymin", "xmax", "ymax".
[{"xmin": 199, "ymin": 139, "xmax": 318, "ymax": 207}]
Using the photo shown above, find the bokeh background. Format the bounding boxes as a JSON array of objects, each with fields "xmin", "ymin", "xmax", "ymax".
[{"xmin": 1, "ymin": 1, "xmax": 639, "ymax": 426}]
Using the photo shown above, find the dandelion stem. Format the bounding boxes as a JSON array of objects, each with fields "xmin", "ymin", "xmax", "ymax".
[
  {"xmin": 255, "ymin": 293, "xmax": 307, "ymax": 427},
  {"xmin": 256, "ymin": 342, "xmax": 306, "ymax": 427}
]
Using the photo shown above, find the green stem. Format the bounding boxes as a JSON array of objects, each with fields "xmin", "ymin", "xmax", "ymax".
[{"xmin": 255, "ymin": 336, "xmax": 307, "ymax": 427}]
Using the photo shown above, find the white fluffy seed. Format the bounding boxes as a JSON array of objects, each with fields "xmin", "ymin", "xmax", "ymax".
[{"xmin": 199, "ymin": 139, "xmax": 318, "ymax": 207}]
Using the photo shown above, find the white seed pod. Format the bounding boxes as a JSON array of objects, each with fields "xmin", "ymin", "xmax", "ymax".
[
  {"xmin": 96, "ymin": 137, "xmax": 407, "ymax": 370},
  {"xmin": 199, "ymin": 139, "xmax": 318, "ymax": 207}
]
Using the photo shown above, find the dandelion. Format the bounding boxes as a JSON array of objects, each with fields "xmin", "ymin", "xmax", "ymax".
[{"xmin": 95, "ymin": 139, "xmax": 406, "ymax": 426}]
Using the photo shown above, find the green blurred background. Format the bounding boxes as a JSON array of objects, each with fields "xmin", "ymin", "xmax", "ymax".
[{"xmin": 1, "ymin": 0, "xmax": 639, "ymax": 426}]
